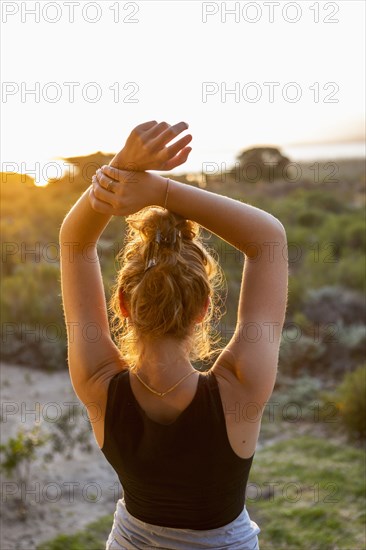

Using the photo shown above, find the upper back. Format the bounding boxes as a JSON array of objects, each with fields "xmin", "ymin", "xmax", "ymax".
[{"xmin": 99, "ymin": 367, "xmax": 257, "ymax": 529}]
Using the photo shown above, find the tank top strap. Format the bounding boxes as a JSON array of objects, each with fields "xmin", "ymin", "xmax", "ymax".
[
  {"xmin": 109, "ymin": 369, "xmax": 127, "ymax": 405},
  {"xmin": 203, "ymin": 370, "xmax": 227, "ymax": 429},
  {"xmin": 101, "ymin": 369, "xmax": 129, "ymax": 452}
]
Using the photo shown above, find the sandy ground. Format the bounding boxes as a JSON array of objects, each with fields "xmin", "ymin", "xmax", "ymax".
[{"xmin": 0, "ymin": 362, "xmax": 119, "ymax": 550}]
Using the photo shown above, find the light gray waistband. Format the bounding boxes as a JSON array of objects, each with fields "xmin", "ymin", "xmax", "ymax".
[{"xmin": 106, "ymin": 497, "xmax": 260, "ymax": 549}]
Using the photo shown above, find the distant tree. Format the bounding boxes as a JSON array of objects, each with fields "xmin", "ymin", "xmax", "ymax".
[
  {"xmin": 234, "ymin": 146, "xmax": 291, "ymax": 183},
  {"xmin": 46, "ymin": 151, "xmax": 114, "ymax": 193}
]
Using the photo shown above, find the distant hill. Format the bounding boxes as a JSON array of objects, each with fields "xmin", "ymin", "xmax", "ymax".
[{"xmin": 1, "ymin": 150, "xmax": 365, "ymax": 192}]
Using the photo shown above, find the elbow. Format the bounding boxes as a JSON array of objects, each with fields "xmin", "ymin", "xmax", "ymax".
[
  {"xmin": 263, "ymin": 212, "xmax": 287, "ymax": 242},
  {"xmin": 59, "ymin": 216, "xmax": 73, "ymax": 245},
  {"xmin": 268, "ymin": 219, "xmax": 287, "ymax": 258},
  {"xmin": 276, "ymin": 220, "xmax": 287, "ymax": 240},
  {"xmin": 266, "ymin": 212, "xmax": 287, "ymax": 241},
  {"xmin": 59, "ymin": 200, "xmax": 79, "ymax": 241},
  {"xmin": 59, "ymin": 220, "xmax": 68, "ymax": 244}
]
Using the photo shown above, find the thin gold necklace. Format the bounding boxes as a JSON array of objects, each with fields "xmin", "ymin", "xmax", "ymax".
[{"xmin": 130, "ymin": 367, "xmax": 197, "ymax": 397}]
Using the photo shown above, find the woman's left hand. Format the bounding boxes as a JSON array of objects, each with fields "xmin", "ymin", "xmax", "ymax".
[{"xmin": 89, "ymin": 167, "xmax": 165, "ymax": 217}]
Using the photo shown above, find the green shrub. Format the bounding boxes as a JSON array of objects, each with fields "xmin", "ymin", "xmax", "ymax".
[
  {"xmin": 0, "ymin": 425, "xmax": 50, "ymax": 518},
  {"xmin": 336, "ymin": 253, "xmax": 366, "ymax": 292},
  {"xmin": 287, "ymin": 276, "xmax": 307, "ymax": 314},
  {"xmin": 333, "ymin": 365, "xmax": 366, "ymax": 442},
  {"xmin": 279, "ymin": 329, "xmax": 326, "ymax": 376},
  {"xmin": 0, "ymin": 425, "xmax": 49, "ymax": 483},
  {"xmin": 297, "ymin": 209, "xmax": 325, "ymax": 228},
  {"xmin": 303, "ymin": 286, "xmax": 365, "ymax": 326},
  {"xmin": 270, "ymin": 375, "xmax": 323, "ymax": 421},
  {"xmin": 37, "ymin": 514, "xmax": 113, "ymax": 550},
  {"xmin": 338, "ymin": 325, "xmax": 366, "ymax": 364}
]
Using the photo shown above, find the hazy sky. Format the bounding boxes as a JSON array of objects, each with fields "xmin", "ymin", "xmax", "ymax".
[{"xmin": 1, "ymin": 0, "xmax": 365, "ymax": 183}]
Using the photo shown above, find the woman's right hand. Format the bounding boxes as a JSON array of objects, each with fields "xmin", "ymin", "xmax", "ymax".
[{"xmin": 110, "ymin": 120, "xmax": 192, "ymax": 172}]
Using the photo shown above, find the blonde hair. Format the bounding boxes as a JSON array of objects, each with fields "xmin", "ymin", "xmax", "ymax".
[{"xmin": 109, "ymin": 206, "xmax": 226, "ymax": 367}]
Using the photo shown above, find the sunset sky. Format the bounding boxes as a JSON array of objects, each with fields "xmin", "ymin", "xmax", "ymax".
[{"xmin": 1, "ymin": 0, "xmax": 365, "ymax": 184}]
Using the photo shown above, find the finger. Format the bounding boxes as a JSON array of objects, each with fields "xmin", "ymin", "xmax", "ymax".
[
  {"xmin": 135, "ymin": 120, "xmax": 158, "ymax": 132},
  {"xmin": 89, "ymin": 188, "xmax": 115, "ymax": 214},
  {"xmin": 96, "ymin": 170, "xmax": 117, "ymax": 193},
  {"xmin": 92, "ymin": 175, "xmax": 116, "ymax": 204},
  {"xmin": 101, "ymin": 165, "xmax": 128, "ymax": 181},
  {"xmin": 163, "ymin": 134, "xmax": 192, "ymax": 160},
  {"xmin": 144, "ymin": 121, "xmax": 170, "ymax": 140},
  {"xmin": 150, "ymin": 121, "xmax": 189, "ymax": 150},
  {"xmin": 163, "ymin": 147, "xmax": 192, "ymax": 171}
]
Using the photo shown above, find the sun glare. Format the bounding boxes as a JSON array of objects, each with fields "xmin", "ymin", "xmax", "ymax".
[{"xmin": 28, "ymin": 159, "xmax": 72, "ymax": 187}]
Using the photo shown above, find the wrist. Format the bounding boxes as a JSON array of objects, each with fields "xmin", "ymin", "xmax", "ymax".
[
  {"xmin": 149, "ymin": 174, "xmax": 169, "ymax": 208},
  {"xmin": 109, "ymin": 149, "xmax": 138, "ymax": 171}
]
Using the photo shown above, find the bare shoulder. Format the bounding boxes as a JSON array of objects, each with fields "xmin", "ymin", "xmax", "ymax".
[
  {"xmin": 76, "ymin": 361, "xmax": 129, "ymax": 450},
  {"xmin": 209, "ymin": 362, "xmax": 263, "ymax": 458},
  {"xmin": 210, "ymin": 349, "xmax": 244, "ymax": 392},
  {"xmin": 210, "ymin": 350, "xmax": 268, "ymax": 415},
  {"xmin": 210, "ymin": 361, "xmax": 253, "ymax": 405}
]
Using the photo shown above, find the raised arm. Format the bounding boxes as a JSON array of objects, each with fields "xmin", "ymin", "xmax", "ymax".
[
  {"xmin": 151, "ymin": 177, "xmax": 288, "ymax": 406},
  {"xmin": 92, "ymin": 167, "xmax": 288, "ymax": 406},
  {"xmin": 59, "ymin": 121, "xmax": 192, "ymax": 405}
]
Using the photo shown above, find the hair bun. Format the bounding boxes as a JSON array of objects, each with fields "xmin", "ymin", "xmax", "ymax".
[{"xmin": 127, "ymin": 207, "xmax": 197, "ymax": 246}]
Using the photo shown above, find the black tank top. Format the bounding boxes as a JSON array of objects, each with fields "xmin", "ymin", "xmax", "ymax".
[{"xmin": 101, "ymin": 369, "xmax": 255, "ymax": 530}]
